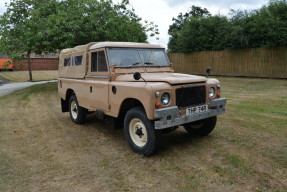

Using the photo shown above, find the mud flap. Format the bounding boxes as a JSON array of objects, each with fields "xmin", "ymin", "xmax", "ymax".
[{"xmin": 61, "ymin": 98, "xmax": 69, "ymax": 112}]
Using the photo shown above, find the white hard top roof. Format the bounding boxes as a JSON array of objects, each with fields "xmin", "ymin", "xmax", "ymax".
[{"xmin": 89, "ymin": 41, "xmax": 163, "ymax": 50}]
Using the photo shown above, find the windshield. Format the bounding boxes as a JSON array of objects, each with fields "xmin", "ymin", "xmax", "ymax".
[{"xmin": 106, "ymin": 48, "xmax": 170, "ymax": 67}]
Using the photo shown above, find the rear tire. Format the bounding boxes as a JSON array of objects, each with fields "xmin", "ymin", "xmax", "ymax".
[
  {"xmin": 69, "ymin": 95, "xmax": 87, "ymax": 124},
  {"xmin": 183, "ymin": 116, "xmax": 217, "ymax": 136},
  {"xmin": 124, "ymin": 107, "xmax": 160, "ymax": 156}
]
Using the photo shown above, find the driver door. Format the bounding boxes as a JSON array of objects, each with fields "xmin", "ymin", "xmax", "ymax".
[{"xmin": 86, "ymin": 48, "xmax": 110, "ymax": 111}]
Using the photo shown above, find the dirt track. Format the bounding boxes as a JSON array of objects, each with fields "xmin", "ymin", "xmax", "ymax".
[{"xmin": 0, "ymin": 80, "xmax": 286, "ymax": 192}]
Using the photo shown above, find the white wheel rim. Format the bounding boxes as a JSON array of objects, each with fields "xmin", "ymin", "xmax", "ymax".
[
  {"xmin": 71, "ymin": 101, "xmax": 78, "ymax": 120},
  {"xmin": 129, "ymin": 118, "xmax": 148, "ymax": 147}
]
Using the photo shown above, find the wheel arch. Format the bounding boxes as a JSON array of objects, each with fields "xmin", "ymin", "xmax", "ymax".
[
  {"xmin": 61, "ymin": 88, "xmax": 75, "ymax": 112},
  {"xmin": 118, "ymin": 98, "xmax": 146, "ymax": 118},
  {"xmin": 66, "ymin": 88, "xmax": 75, "ymax": 100}
]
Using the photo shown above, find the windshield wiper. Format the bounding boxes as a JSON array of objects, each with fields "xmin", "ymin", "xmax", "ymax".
[
  {"xmin": 144, "ymin": 62, "xmax": 160, "ymax": 67},
  {"xmin": 144, "ymin": 62, "xmax": 154, "ymax": 65},
  {"xmin": 128, "ymin": 62, "xmax": 141, "ymax": 67}
]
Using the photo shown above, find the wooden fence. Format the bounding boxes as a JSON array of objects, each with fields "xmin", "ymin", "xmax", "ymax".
[{"xmin": 168, "ymin": 46, "xmax": 287, "ymax": 79}]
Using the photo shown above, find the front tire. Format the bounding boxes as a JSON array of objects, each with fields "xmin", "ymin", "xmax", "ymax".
[
  {"xmin": 183, "ymin": 116, "xmax": 217, "ymax": 136},
  {"xmin": 69, "ymin": 95, "xmax": 87, "ymax": 124},
  {"xmin": 124, "ymin": 107, "xmax": 160, "ymax": 156}
]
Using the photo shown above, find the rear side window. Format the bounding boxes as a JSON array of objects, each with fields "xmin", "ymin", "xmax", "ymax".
[
  {"xmin": 91, "ymin": 51, "xmax": 108, "ymax": 72},
  {"xmin": 72, "ymin": 56, "xmax": 83, "ymax": 66},
  {"xmin": 64, "ymin": 58, "xmax": 70, "ymax": 66}
]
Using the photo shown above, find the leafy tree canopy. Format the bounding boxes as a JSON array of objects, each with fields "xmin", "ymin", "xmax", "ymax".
[
  {"xmin": 0, "ymin": 0, "xmax": 159, "ymax": 80},
  {"xmin": 168, "ymin": 5, "xmax": 211, "ymax": 34},
  {"xmin": 168, "ymin": 0, "xmax": 287, "ymax": 53}
]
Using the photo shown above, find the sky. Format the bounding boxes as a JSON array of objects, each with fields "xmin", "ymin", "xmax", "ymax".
[{"xmin": 0, "ymin": 0, "xmax": 269, "ymax": 48}]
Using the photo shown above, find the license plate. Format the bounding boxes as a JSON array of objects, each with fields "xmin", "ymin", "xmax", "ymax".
[{"xmin": 186, "ymin": 105, "xmax": 208, "ymax": 115}]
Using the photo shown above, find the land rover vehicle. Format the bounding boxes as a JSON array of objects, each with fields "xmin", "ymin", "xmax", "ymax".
[{"xmin": 58, "ymin": 42, "xmax": 226, "ymax": 156}]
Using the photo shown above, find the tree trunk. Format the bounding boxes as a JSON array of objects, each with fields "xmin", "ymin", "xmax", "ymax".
[{"xmin": 27, "ymin": 53, "xmax": 33, "ymax": 81}]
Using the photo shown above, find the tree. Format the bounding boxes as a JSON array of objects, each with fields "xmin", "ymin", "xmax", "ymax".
[
  {"xmin": 0, "ymin": 0, "xmax": 37, "ymax": 81},
  {"xmin": 168, "ymin": 6, "xmax": 228, "ymax": 53},
  {"xmin": 168, "ymin": 6, "xmax": 211, "ymax": 52},
  {"xmin": 171, "ymin": 15, "xmax": 229, "ymax": 52},
  {"xmin": 0, "ymin": 0, "xmax": 159, "ymax": 81},
  {"xmin": 168, "ymin": 5, "xmax": 211, "ymax": 34},
  {"xmin": 248, "ymin": 0, "xmax": 287, "ymax": 47},
  {"xmin": 227, "ymin": 9, "xmax": 253, "ymax": 49},
  {"xmin": 167, "ymin": 0, "xmax": 287, "ymax": 53}
]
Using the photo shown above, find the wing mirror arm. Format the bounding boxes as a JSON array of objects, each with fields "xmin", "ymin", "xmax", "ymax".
[{"xmin": 133, "ymin": 72, "xmax": 146, "ymax": 84}]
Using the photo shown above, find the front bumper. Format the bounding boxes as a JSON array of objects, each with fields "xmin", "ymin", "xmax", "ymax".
[{"xmin": 154, "ymin": 98, "xmax": 227, "ymax": 129}]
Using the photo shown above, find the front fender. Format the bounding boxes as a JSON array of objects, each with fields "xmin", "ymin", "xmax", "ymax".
[{"xmin": 108, "ymin": 81, "xmax": 171, "ymax": 119}]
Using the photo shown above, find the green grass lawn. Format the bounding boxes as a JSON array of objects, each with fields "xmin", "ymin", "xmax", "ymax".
[
  {"xmin": 0, "ymin": 70, "xmax": 58, "ymax": 82},
  {"xmin": 0, "ymin": 77, "xmax": 286, "ymax": 192}
]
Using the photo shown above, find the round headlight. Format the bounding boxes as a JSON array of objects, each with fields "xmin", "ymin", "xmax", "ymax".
[
  {"xmin": 161, "ymin": 93, "xmax": 170, "ymax": 105},
  {"xmin": 209, "ymin": 87, "xmax": 215, "ymax": 98}
]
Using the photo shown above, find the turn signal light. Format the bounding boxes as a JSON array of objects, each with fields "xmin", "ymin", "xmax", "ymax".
[
  {"xmin": 155, "ymin": 103, "xmax": 161, "ymax": 108},
  {"xmin": 217, "ymin": 92, "xmax": 221, "ymax": 98}
]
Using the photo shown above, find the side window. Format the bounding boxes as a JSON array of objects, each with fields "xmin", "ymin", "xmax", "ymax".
[
  {"xmin": 91, "ymin": 52, "xmax": 97, "ymax": 72},
  {"xmin": 91, "ymin": 51, "xmax": 108, "ymax": 72},
  {"xmin": 72, "ymin": 56, "xmax": 83, "ymax": 66},
  {"xmin": 64, "ymin": 58, "xmax": 70, "ymax": 66}
]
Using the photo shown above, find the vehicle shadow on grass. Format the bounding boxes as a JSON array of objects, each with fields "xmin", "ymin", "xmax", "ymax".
[
  {"xmin": 82, "ymin": 113, "xmax": 214, "ymax": 155},
  {"xmin": 84, "ymin": 113, "xmax": 126, "ymax": 139},
  {"xmin": 159, "ymin": 130, "xmax": 216, "ymax": 154}
]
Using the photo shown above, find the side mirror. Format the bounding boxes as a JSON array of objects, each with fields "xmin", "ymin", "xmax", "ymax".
[
  {"xmin": 133, "ymin": 72, "xmax": 141, "ymax": 80},
  {"xmin": 206, "ymin": 67, "xmax": 212, "ymax": 74},
  {"xmin": 206, "ymin": 67, "xmax": 212, "ymax": 77}
]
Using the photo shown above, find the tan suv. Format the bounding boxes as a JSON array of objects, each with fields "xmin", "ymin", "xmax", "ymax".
[{"xmin": 58, "ymin": 42, "xmax": 226, "ymax": 156}]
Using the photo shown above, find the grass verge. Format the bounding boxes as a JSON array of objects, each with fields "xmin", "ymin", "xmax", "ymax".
[
  {"xmin": 0, "ymin": 70, "xmax": 58, "ymax": 82},
  {"xmin": 0, "ymin": 78, "xmax": 286, "ymax": 192}
]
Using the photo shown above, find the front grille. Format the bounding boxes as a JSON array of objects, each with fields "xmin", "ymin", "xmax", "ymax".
[{"xmin": 176, "ymin": 86, "xmax": 206, "ymax": 108}]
